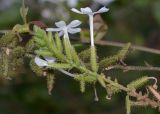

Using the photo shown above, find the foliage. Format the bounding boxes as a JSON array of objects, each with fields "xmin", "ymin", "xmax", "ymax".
[{"xmin": 0, "ymin": 1, "xmax": 160, "ymax": 114}]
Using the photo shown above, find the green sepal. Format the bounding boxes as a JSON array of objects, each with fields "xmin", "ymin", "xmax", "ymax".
[{"xmin": 90, "ymin": 46, "xmax": 98, "ymax": 72}]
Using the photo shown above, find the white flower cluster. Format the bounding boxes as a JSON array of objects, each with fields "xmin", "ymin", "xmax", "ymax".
[{"xmin": 35, "ymin": 6, "xmax": 109, "ymax": 67}]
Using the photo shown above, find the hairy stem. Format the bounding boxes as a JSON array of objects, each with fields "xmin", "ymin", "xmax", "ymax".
[
  {"xmin": 82, "ymin": 40, "xmax": 160, "ymax": 55},
  {"xmin": 107, "ymin": 65, "xmax": 160, "ymax": 72}
]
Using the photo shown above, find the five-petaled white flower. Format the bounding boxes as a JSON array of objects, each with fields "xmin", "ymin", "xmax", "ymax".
[
  {"xmin": 35, "ymin": 56, "xmax": 56, "ymax": 67},
  {"xmin": 71, "ymin": 7, "xmax": 109, "ymax": 46},
  {"xmin": 46, "ymin": 20, "xmax": 82, "ymax": 38}
]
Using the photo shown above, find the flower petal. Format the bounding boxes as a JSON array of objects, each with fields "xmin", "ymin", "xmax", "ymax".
[
  {"xmin": 46, "ymin": 28, "xmax": 62, "ymax": 32},
  {"xmin": 67, "ymin": 20, "xmax": 82, "ymax": 28},
  {"xmin": 55, "ymin": 21, "xmax": 66, "ymax": 27},
  {"xmin": 80, "ymin": 7, "xmax": 93, "ymax": 14},
  {"xmin": 71, "ymin": 8, "xmax": 82, "ymax": 14},
  {"xmin": 68, "ymin": 28, "xmax": 81, "ymax": 34},
  {"xmin": 94, "ymin": 7, "xmax": 109, "ymax": 14},
  {"xmin": 59, "ymin": 31, "xmax": 64, "ymax": 37},
  {"xmin": 35, "ymin": 56, "xmax": 48, "ymax": 67},
  {"xmin": 45, "ymin": 57, "xmax": 56, "ymax": 63}
]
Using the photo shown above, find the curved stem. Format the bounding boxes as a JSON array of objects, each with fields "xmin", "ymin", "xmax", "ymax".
[
  {"xmin": 58, "ymin": 69, "xmax": 75, "ymax": 78},
  {"xmin": 82, "ymin": 40, "xmax": 160, "ymax": 55},
  {"xmin": 106, "ymin": 65, "xmax": 160, "ymax": 72},
  {"xmin": 95, "ymin": 40, "xmax": 160, "ymax": 55}
]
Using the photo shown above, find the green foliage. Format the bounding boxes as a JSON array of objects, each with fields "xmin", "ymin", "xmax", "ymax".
[
  {"xmin": 55, "ymin": 33, "xmax": 63, "ymax": 53},
  {"xmin": 71, "ymin": 46, "xmax": 80, "ymax": 65},
  {"xmin": 0, "ymin": 47, "xmax": 25, "ymax": 79},
  {"xmin": 25, "ymin": 38, "xmax": 37, "ymax": 55},
  {"xmin": 63, "ymin": 38, "xmax": 72, "ymax": 61},
  {"xmin": 0, "ymin": 31, "xmax": 17, "ymax": 47},
  {"xmin": 1, "ymin": 1, "xmax": 160, "ymax": 114},
  {"xmin": 30, "ymin": 59, "xmax": 44, "ymax": 76},
  {"xmin": 35, "ymin": 50, "xmax": 53, "ymax": 57},
  {"xmin": 106, "ymin": 78, "xmax": 121, "ymax": 96},
  {"xmin": 27, "ymin": 25, "xmax": 160, "ymax": 114},
  {"xmin": 13, "ymin": 24, "xmax": 29, "ymax": 33},
  {"xmin": 48, "ymin": 63, "xmax": 72, "ymax": 69},
  {"xmin": 127, "ymin": 76, "xmax": 149, "ymax": 89},
  {"xmin": 0, "ymin": 5, "xmax": 30, "ymax": 80},
  {"xmin": 99, "ymin": 43, "xmax": 131, "ymax": 70},
  {"xmin": 20, "ymin": 0, "xmax": 28, "ymax": 24},
  {"xmin": 74, "ymin": 74, "xmax": 97, "ymax": 83},
  {"xmin": 80, "ymin": 80, "xmax": 85, "ymax": 93},
  {"xmin": 47, "ymin": 73, "xmax": 55, "ymax": 95},
  {"xmin": 34, "ymin": 26, "xmax": 64, "ymax": 60},
  {"xmin": 2, "ymin": 52, "xmax": 9, "ymax": 78},
  {"xmin": 12, "ymin": 46, "xmax": 25, "ymax": 57},
  {"xmin": 90, "ymin": 46, "xmax": 98, "ymax": 72},
  {"xmin": 78, "ymin": 48, "xmax": 90, "ymax": 62}
]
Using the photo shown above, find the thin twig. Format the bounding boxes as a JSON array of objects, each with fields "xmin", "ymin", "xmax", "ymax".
[
  {"xmin": 82, "ymin": 40, "xmax": 160, "ymax": 55},
  {"xmin": 106, "ymin": 65, "xmax": 160, "ymax": 72},
  {"xmin": 58, "ymin": 69, "xmax": 75, "ymax": 78}
]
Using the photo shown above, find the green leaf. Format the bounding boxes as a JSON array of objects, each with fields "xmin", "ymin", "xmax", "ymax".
[
  {"xmin": 63, "ymin": 38, "xmax": 72, "ymax": 61},
  {"xmin": 117, "ymin": 43, "xmax": 131, "ymax": 60},
  {"xmin": 127, "ymin": 76, "xmax": 149, "ymax": 89},
  {"xmin": 47, "ymin": 73, "xmax": 55, "ymax": 95},
  {"xmin": 71, "ymin": 46, "xmax": 80, "ymax": 65},
  {"xmin": 47, "ymin": 32, "xmax": 56, "ymax": 51},
  {"xmin": 48, "ymin": 63, "xmax": 72, "ymax": 69},
  {"xmin": 74, "ymin": 74, "xmax": 97, "ymax": 83},
  {"xmin": 99, "ymin": 43, "xmax": 131, "ymax": 69},
  {"xmin": 55, "ymin": 33, "xmax": 63, "ymax": 53},
  {"xmin": 35, "ymin": 50, "xmax": 53, "ymax": 57},
  {"xmin": 80, "ymin": 80, "xmax": 85, "ymax": 93},
  {"xmin": 78, "ymin": 48, "xmax": 90, "ymax": 62},
  {"xmin": 34, "ymin": 37, "xmax": 46, "ymax": 47},
  {"xmin": 20, "ymin": 0, "xmax": 28, "ymax": 24},
  {"xmin": 0, "ymin": 31, "xmax": 16, "ymax": 47}
]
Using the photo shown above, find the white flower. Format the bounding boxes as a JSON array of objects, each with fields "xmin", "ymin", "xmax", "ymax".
[
  {"xmin": 71, "ymin": 7, "xmax": 109, "ymax": 46},
  {"xmin": 46, "ymin": 20, "xmax": 81, "ymax": 38},
  {"xmin": 71, "ymin": 7, "xmax": 109, "ymax": 16},
  {"xmin": 35, "ymin": 56, "xmax": 56, "ymax": 67}
]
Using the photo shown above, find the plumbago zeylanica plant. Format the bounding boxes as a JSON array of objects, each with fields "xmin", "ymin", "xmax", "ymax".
[{"xmin": 0, "ymin": 1, "xmax": 160, "ymax": 114}]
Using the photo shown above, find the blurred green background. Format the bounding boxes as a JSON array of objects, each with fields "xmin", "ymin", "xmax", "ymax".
[{"xmin": 0, "ymin": 0, "xmax": 160, "ymax": 114}]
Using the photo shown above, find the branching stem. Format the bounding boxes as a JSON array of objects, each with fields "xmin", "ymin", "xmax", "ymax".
[
  {"xmin": 107, "ymin": 65, "xmax": 160, "ymax": 72},
  {"xmin": 82, "ymin": 40, "xmax": 160, "ymax": 55}
]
